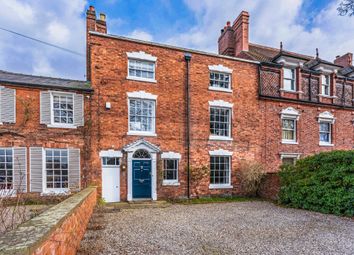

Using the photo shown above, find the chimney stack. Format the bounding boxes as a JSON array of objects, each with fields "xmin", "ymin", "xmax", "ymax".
[
  {"xmin": 86, "ymin": 6, "xmax": 107, "ymax": 81},
  {"xmin": 334, "ymin": 53, "xmax": 353, "ymax": 67},
  {"xmin": 218, "ymin": 11, "xmax": 250, "ymax": 57}
]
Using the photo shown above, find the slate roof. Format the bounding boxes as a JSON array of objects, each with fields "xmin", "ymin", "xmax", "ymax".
[{"xmin": 0, "ymin": 70, "xmax": 92, "ymax": 92}]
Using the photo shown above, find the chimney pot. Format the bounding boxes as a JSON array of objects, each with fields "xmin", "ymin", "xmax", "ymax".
[
  {"xmin": 89, "ymin": 5, "xmax": 95, "ymax": 11},
  {"xmin": 99, "ymin": 13, "xmax": 106, "ymax": 22},
  {"xmin": 226, "ymin": 21, "xmax": 231, "ymax": 26}
]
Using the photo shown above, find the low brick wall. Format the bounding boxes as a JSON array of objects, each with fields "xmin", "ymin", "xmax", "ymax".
[
  {"xmin": 258, "ymin": 173, "xmax": 280, "ymax": 200},
  {"xmin": 0, "ymin": 187, "xmax": 97, "ymax": 255}
]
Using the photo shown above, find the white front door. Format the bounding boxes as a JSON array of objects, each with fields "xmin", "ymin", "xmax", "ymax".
[{"xmin": 102, "ymin": 157, "xmax": 120, "ymax": 202}]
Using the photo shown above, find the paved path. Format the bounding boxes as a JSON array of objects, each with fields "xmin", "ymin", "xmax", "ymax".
[{"xmin": 79, "ymin": 201, "xmax": 354, "ymax": 255}]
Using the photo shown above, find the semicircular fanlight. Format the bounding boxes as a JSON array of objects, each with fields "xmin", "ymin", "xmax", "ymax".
[{"xmin": 133, "ymin": 149, "xmax": 151, "ymax": 159}]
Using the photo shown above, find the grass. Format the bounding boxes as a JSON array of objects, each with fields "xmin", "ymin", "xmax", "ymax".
[{"xmin": 170, "ymin": 196, "xmax": 259, "ymax": 205}]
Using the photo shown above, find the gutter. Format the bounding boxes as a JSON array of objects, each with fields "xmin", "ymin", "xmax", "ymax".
[
  {"xmin": 184, "ymin": 52, "xmax": 192, "ymax": 199},
  {"xmin": 0, "ymin": 80, "xmax": 93, "ymax": 93}
]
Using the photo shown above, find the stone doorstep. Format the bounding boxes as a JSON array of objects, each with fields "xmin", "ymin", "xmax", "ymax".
[{"xmin": 105, "ymin": 200, "xmax": 171, "ymax": 210}]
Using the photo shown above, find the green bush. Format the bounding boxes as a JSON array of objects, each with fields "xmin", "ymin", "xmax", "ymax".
[{"xmin": 279, "ymin": 150, "xmax": 354, "ymax": 217}]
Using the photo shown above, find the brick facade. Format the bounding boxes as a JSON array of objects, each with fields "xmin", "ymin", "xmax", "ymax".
[{"xmin": 85, "ymin": 6, "xmax": 354, "ymax": 201}]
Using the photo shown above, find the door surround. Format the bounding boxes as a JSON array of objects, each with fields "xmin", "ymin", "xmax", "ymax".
[
  {"xmin": 99, "ymin": 150, "xmax": 122, "ymax": 202},
  {"xmin": 123, "ymin": 139, "xmax": 160, "ymax": 201}
]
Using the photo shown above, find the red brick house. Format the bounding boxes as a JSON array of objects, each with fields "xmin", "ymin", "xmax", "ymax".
[
  {"xmin": 0, "ymin": 70, "xmax": 92, "ymax": 196},
  {"xmin": 0, "ymin": 6, "xmax": 353, "ymax": 202},
  {"xmin": 86, "ymin": 6, "xmax": 353, "ymax": 202}
]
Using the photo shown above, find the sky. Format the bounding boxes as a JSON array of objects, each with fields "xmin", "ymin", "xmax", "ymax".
[{"xmin": 0, "ymin": 0, "xmax": 353, "ymax": 80}]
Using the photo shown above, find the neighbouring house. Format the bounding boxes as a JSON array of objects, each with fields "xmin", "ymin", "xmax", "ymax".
[
  {"xmin": 86, "ymin": 6, "xmax": 354, "ymax": 202},
  {"xmin": 0, "ymin": 70, "xmax": 92, "ymax": 196},
  {"xmin": 0, "ymin": 6, "xmax": 353, "ymax": 202}
]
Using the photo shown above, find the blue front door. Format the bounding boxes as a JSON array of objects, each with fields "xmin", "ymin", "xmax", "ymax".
[{"xmin": 132, "ymin": 160, "xmax": 152, "ymax": 199}]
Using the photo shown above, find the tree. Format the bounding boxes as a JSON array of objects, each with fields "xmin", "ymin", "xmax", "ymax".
[{"xmin": 338, "ymin": 0, "xmax": 354, "ymax": 16}]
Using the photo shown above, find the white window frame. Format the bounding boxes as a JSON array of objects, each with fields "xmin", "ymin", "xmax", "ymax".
[
  {"xmin": 283, "ymin": 67, "xmax": 296, "ymax": 92},
  {"xmin": 282, "ymin": 118, "xmax": 297, "ymax": 144},
  {"xmin": 127, "ymin": 91, "xmax": 157, "ymax": 137},
  {"xmin": 42, "ymin": 148, "xmax": 70, "ymax": 195},
  {"xmin": 126, "ymin": 51, "xmax": 157, "ymax": 83},
  {"xmin": 208, "ymin": 65, "xmax": 233, "ymax": 93},
  {"xmin": 318, "ymin": 111, "xmax": 335, "ymax": 146},
  {"xmin": 161, "ymin": 152, "xmax": 181, "ymax": 186},
  {"xmin": 321, "ymin": 74, "xmax": 331, "ymax": 96},
  {"xmin": 280, "ymin": 107, "xmax": 300, "ymax": 144},
  {"xmin": 0, "ymin": 147, "xmax": 15, "ymax": 197},
  {"xmin": 48, "ymin": 92, "xmax": 76, "ymax": 129},
  {"xmin": 280, "ymin": 153, "xmax": 301, "ymax": 166},
  {"xmin": 208, "ymin": 149, "xmax": 233, "ymax": 189},
  {"xmin": 209, "ymin": 107, "xmax": 232, "ymax": 141},
  {"xmin": 208, "ymin": 100, "xmax": 233, "ymax": 141}
]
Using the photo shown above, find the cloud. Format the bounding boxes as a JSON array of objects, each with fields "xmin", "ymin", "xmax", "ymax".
[
  {"xmin": 166, "ymin": 0, "xmax": 353, "ymax": 61},
  {"xmin": 127, "ymin": 30, "xmax": 154, "ymax": 41},
  {"xmin": 0, "ymin": 0, "xmax": 87, "ymax": 79}
]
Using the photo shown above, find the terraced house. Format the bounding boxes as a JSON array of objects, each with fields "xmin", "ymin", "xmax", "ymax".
[
  {"xmin": 0, "ymin": 6, "xmax": 353, "ymax": 202},
  {"xmin": 86, "ymin": 7, "xmax": 354, "ymax": 202}
]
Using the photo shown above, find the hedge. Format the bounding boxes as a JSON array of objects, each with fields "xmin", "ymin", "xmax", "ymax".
[{"xmin": 279, "ymin": 150, "xmax": 354, "ymax": 217}]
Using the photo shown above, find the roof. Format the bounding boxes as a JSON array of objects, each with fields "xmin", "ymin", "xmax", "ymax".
[
  {"xmin": 247, "ymin": 43, "xmax": 313, "ymax": 63},
  {"xmin": 0, "ymin": 70, "xmax": 92, "ymax": 92}
]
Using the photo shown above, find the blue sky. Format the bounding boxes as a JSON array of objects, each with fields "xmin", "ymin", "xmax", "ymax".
[{"xmin": 0, "ymin": 0, "xmax": 352, "ymax": 80}]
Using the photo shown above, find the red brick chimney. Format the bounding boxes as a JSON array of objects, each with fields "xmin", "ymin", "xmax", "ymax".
[
  {"xmin": 218, "ymin": 21, "xmax": 235, "ymax": 56},
  {"xmin": 218, "ymin": 11, "xmax": 250, "ymax": 57},
  {"xmin": 334, "ymin": 53, "xmax": 353, "ymax": 67},
  {"xmin": 233, "ymin": 11, "xmax": 249, "ymax": 57},
  {"xmin": 86, "ymin": 6, "xmax": 107, "ymax": 81}
]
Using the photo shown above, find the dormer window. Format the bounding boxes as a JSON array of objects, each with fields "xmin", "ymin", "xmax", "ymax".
[
  {"xmin": 321, "ymin": 74, "xmax": 331, "ymax": 96},
  {"xmin": 283, "ymin": 68, "xmax": 296, "ymax": 91}
]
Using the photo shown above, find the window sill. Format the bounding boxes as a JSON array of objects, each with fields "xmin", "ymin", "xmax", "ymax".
[
  {"xmin": 318, "ymin": 94, "xmax": 337, "ymax": 99},
  {"xmin": 209, "ymin": 184, "xmax": 233, "ymax": 189},
  {"xmin": 126, "ymin": 76, "xmax": 157, "ymax": 83},
  {"xmin": 0, "ymin": 189, "xmax": 16, "ymax": 197},
  {"xmin": 208, "ymin": 87, "xmax": 232, "ymax": 93},
  {"xmin": 281, "ymin": 140, "xmax": 298, "ymax": 145},
  {"xmin": 280, "ymin": 89, "xmax": 303, "ymax": 94},
  {"xmin": 162, "ymin": 181, "xmax": 180, "ymax": 186},
  {"xmin": 42, "ymin": 189, "xmax": 70, "ymax": 195},
  {"xmin": 319, "ymin": 143, "xmax": 334, "ymax": 147},
  {"xmin": 209, "ymin": 135, "xmax": 233, "ymax": 141},
  {"xmin": 127, "ymin": 131, "xmax": 157, "ymax": 137},
  {"xmin": 47, "ymin": 124, "xmax": 77, "ymax": 129}
]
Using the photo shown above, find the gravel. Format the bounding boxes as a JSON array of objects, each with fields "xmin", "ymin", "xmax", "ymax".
[{"xmin": 79, "ymin": 201, "xmax": 354, "ymax": 255}]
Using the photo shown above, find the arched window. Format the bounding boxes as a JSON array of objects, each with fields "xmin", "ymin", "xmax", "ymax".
[{"xmin": 133, "ymin": 149, "xmax": 151, "ymax": 159}]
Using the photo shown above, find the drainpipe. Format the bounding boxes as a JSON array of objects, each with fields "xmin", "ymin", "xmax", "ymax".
[{"xmin": 184, "ymin": 53, "xmax": 192, "ymax": 199}]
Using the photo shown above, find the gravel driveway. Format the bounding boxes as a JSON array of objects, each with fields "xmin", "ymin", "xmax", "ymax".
[{"xmin": 79, "ymin": 201, "xmax": 354, "ymax": 255}]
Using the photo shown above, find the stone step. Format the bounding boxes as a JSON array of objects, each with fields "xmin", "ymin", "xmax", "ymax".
[{"xmin": 105, "ymin": 200, "xmax": 171, "ymax": 210}]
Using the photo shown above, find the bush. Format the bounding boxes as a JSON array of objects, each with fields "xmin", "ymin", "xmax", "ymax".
[
  {"xmin": 279, "ymin": 150, "xmax": 354, "ymax": 217},
  {"xmin": 236, "ymin": 161, "xmax": 265, "ymax": 197}
]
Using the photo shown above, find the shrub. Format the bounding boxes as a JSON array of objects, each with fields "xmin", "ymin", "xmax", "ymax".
[
  {"xmin": 279, "ymin": 150, "xmax": 354, "ymax": 217},
  {"xmin": 236, "ymin": 161, "xmax": 265, "ymax": 197}
]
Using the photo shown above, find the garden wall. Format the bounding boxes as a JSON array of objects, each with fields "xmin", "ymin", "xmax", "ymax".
[{"xmin": 0, "ymin": 187, "xmax": 97, "ymax": 255}]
